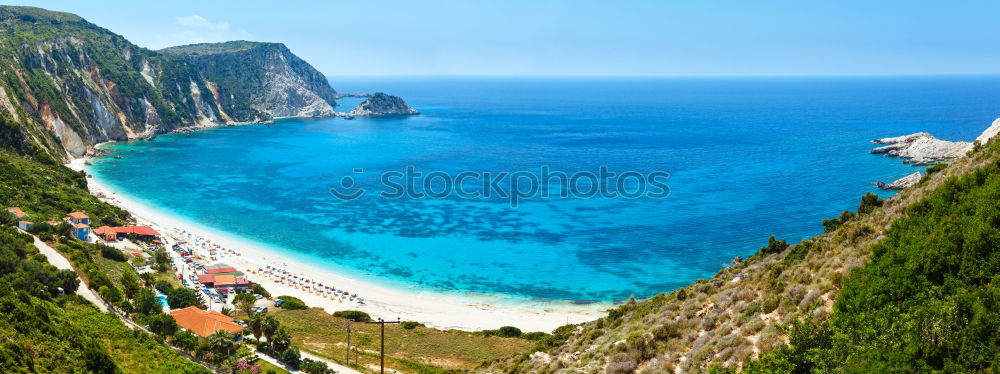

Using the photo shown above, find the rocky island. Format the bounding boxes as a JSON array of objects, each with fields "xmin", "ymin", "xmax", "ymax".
[{"xmin": 348, "ymin": 92, "xmax": 420, "ymax": 116}]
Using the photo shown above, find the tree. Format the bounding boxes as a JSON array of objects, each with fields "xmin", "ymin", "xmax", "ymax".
[
  {"xmin": 301, "ymin": 359, "xmax": 331, "ymax": 374},
  {"xmin": 209, "ymin": 330, "xmax": 237, "ymax": 359},
  {"xmin": 233, "ymin": 293, "xmax": 256, "ymax": 317},
  {"xmin": 173, "ymin": 330, "xmax": 199, "ymax": 353},
  {"xmin": 248, "ymin": 312, "xmax": 265, "ymax": 342},
  {"xmin": 168, "ymin": 287, "xmax": 203, "ymax": 309},
  {"xmin": 0, "ymin": 210, "xmax": 15, "ymax": 226},
  {"xmin": 148, "ymin": 313, "xmax": 178, "ymax": 337},
  {"xmin": 57, "ymin": 269, "xmax": 79, "ymax": 295},
  {"xmin": 120, "ymin": 270, "xmax": 141, "ymax": 299},
  {"xmin": 220, "ymin": 306, "xmax": 234, "ymax": 317},
  {"xmin": 262, "ymin": 315, "xmax": 279, "ymax": 342},
  {"xmin": 133, "ymin": 286, "xmax": 160, "ymax": 315},
  {"xmin": 280, "ymin": 347, "xmax": 301, "ymax": 369},
  {"xmin": 138, "ymin": 272, "xmax": 155, "ymax": 287},
  {"xmin": 271, "ymin": 328, "xmax": 292, "ymax": 354},
  {"xmin": 99, "ymin": 285, "xmax": 123, "ymax": 306}
]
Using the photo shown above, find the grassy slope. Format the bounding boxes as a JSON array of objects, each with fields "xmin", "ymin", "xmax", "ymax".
[
  {"xmin": 0, "ymin": 151, "xmax": 128, "ymax": 225},
  {"xmin": 273, "ymin": 308, "xmax": 534, "ymax": 373},
  {"xmin": 0, "ymin": 226, "xmax": 208, "ymax": 373},
  {"xmin": 484, "ymin": 140, "xmax": 1000, "ymax": 372},
  {"xmin": 745, "ymin": 140, "xmax": 1000, "ymax": 372}
]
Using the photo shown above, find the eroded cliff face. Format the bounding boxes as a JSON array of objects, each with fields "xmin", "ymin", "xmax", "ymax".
[
  {"xmin": 159, "ymin": 41, "xmax": 338, "ymax": 119},
  {"xmin": 0, "ymin": 7, "xmax": 338, "ymax": 161}
]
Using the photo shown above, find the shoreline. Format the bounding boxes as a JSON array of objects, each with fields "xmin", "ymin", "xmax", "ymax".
[{"xmin": 68, "ymin": 157, "xmax": 608, "ymax": 332}]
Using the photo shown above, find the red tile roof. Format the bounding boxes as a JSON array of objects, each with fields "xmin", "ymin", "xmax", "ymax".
[
  {"xmin": 207, "ymin": 267, "xmax": 238, "ymax": 274},
  {"xmin": 73, "ymin": 223, "xmax": 90, "ymax": 229},
  {"xmin": 197, "ymin": 274, "xmax": 215, "ymax": 284},
  {"xmin": 68, "ymin": 212, "xmax": 89, "ymax": 219},
  {"xmin": 111, "ymin": 226, "xmax": 161, "ymax": 237},
  {"xmin": 6, "ymin": 207, "xmax": 27, "ymax": 219},
  {"xmin": 170, "ymin": 306, "xmax": 243, "ymax": 337},
  {"xmin": 93, "ymin": 226, "xmax": 117, "ymax": 241}
]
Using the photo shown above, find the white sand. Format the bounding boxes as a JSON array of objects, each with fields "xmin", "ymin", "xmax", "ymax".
[{"xmin": 68, "ymin": 158, "xmax": 608, "ymax": 332}]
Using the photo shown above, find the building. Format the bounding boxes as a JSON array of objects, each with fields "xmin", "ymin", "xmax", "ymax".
[
  {"xmin": 66, "ymin": 212, "xmax": 89, "ymax": 225},
  {"xmin": 93, "ymin": 226, "xmax": 117, "ymax": 242},
  {"xmin": 72, "ymin": 223, "xmax": 91, "ymax": 241},
  {"xmin": 110, "ymin": 226, "xmax": 161, "ymax": 242},
  {"xmin": 17, "ymin": 221, "xmax": 33, "ymax": 231},
  {"xmin": 6, "ymin": 207, "xmax": 29, "ymax": 220},
  {"xmin": 169, "ymin": 306, "xmax": 244, "ymax": 338}
]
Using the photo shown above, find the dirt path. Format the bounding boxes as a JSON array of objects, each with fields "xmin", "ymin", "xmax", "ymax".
[{"xmin": 30, "ymin": 235, "xmax": 109, "ymax": 312}]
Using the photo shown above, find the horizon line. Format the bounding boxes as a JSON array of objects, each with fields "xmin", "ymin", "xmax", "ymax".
[{"xmin": 324, "ymin": 72, "xmax": 1000, "ymax": 79}]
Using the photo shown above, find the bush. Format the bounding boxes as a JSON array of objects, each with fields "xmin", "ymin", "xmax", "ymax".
[
  {"xmin": 251, "ymin": 284, "xmax": 270, "ymax": 298},
  {"xmin": 148, "ymin": 313, "xmax": 178, "ymax": 337},
  {"xmin": 856, "ymin": 192, "xmax": 884, "ymax": 215},
  {"xmin": 276, "ymin": 295, "xmax": 307, "ymax": 310},
  {"xmin": 167, "ymin": 287, "xmax": 203, "ymax": 309},
  {"xmin": 99, "ymin": 244, "xmax": 126, "ymax": 261},
  {"xmin": 0, "ymin": 210, "xmax": 14, "ymax": 226},
  {"xmin": 280, "ymin": 347, "xmax": 301, "ymax": 369},
  {"xmin": 483, "ymin": 325, "xmax": 522, "ymax": 337},
  {"xmin": 300, "ymin": 358, "xmax": 332, "ymax": 374},
  {"xmin": 400, "ymin": 321, "xmax": 423, "ymax": 329},
  {"xmin": 759, "ymin": 235, "xmax": 789, "ymax": 255},
  {"xmin": 332, "ymin": 310, "xmax": 371, "ymax": 322}
]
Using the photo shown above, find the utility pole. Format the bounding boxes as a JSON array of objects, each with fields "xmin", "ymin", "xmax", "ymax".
[
  {"xmin": 345, "ymin": 321, "xmax": 351, "ymax": 366},
  {"xmin": 364, "ymin": 317, "xmax": 400, "ymax": 374}
]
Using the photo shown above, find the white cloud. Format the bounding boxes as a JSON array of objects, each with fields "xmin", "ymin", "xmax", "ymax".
[
  {"xmin": 172, "ymin": 14, "xmax": 251, "ymax": 45},
  {"xmin": 176, "ymin": 15, "xmax": 231, "ymax": 31}
]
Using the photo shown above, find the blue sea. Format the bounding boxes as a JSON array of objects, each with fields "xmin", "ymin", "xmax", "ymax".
[{"xmin": 89, "ymin": 76, "xmax": 1000, "ymax": 303}]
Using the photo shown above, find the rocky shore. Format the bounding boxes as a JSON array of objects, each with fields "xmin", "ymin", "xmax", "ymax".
[
  {"xmin": 872, "ymin": 118, "xmax": 1000, "ymax": 189},
  {"xmin": 870, "ymin": 132, "xmax": 971, "ymax": 166},
  {"xmin": 875, "ymin": 171, "xmax": 922, "ymax": 190}
]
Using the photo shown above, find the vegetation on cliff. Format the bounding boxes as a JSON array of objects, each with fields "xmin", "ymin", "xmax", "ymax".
[
  {"xmin": 483, "ymin": 136, "xmax": 1000, "ymax": 372},
  {"xmin": 0, "ymin": 6, "xmax": 338, "ymax": 161}
]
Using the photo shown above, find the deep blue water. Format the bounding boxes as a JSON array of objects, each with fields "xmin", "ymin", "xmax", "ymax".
[{"xmin": 90, "ymin": 76, "xmax": 1000, "ymax": 302}]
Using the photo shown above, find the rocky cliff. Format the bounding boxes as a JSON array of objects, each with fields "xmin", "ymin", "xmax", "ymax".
[
  {"xmin": 348, "ymin": 92, "xmax": 419, "ymax": 116},
  {"xmin": 160, "ymin": 41, "xmax": 337, "ymax": 118},
  {"xmin": 0, "ymin": 6, "xmax": 338, "ymax": 161}
]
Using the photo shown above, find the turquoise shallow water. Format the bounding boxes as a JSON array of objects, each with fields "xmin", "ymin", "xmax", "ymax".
[{"xmin": 90, "ymin": 76, "xmax": 1000, "ymax": 302}]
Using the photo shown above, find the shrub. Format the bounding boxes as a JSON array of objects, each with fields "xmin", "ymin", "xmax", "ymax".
[
  {"xmin": 856, "ymin": 192, "xmax": 884, "ymax": 215},
  {"xmin": 148, "ymin": 313, "xmax": 178, "ymax": 337},
  {"xmin": 498, "ymin": 326, "xmax": 522, "ymax": 338},
  {"xmin": 99, "ymin": 244, "xmax": 126, "ymax": 261},
  {"xmin": 400, "ymin": 321, "xmax": 423, "ymax": 329},
  {"xmin": 759, "ymin": 235, "xmax": 789, "ymax": 255},
  {"xmin": 332, "ymin": 310, "xmax": 370, "ymax": 322},
  {"xmin": 280, "ymin": 347, "xmax": 301, "ymax": 369},
  {"xmin": 276, "ymin": 295, "xmax": 307, "ymax": 310}
]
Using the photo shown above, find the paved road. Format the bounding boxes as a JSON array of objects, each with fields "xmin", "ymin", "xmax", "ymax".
[{"xmin": 31, "ymin": 235, "xmax": 109, "ymax": 312}]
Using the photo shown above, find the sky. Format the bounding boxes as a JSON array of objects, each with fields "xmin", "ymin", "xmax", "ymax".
[{"xmin": 7, "ymin": 1, "xmax": 1000, "ymax": 77}]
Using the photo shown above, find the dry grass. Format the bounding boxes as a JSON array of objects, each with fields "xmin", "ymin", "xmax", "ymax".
[{"xmin": 482, "ymin": 139, "xmax": 1000, "ymax": 373}]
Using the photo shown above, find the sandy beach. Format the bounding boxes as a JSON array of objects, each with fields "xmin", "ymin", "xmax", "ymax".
[{"xmin": 68, "ymin": 158, "xmax": 607, "ymax": 332}]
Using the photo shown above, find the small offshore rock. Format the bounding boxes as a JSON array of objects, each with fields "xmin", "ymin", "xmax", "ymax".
[{"xmin": 348, "ymin": 92, "xmax": 420, "ymax": 116}]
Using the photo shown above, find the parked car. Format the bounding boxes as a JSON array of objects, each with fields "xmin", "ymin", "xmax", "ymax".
[{"xmin": 274, "ymin": 299, "xmax": 285, "ymax": 307}]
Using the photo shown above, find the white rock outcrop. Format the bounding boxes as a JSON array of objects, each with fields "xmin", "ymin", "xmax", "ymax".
[{"xmin": 875, "ymin": 171, "xmax": 922, "ymax": 190}]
